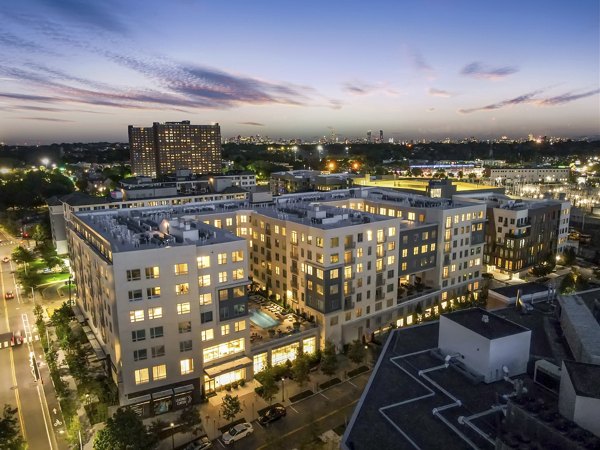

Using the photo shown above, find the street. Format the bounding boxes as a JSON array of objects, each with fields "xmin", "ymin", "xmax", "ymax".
[
  {"xmin": 212, "ymin": 371, "xmax": 370, "ymax": 450},
  {"xmin": 0, "ymin": 227, "xmax": 64, "ymax": 450}
]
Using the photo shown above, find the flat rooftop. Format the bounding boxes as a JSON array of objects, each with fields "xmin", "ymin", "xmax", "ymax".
[
  {"xmin": 75, "ymin": 205, "xmax": 244, "ymax": 253},
  {"xmin": 563, "ymin": 360, "xmax": 600, "ymax": 399},
  {"xmin": 491, "ymin": 282, "xmax": 550, "ymax": 299},
  {"xmin": 253, "ymin": 202, "xmax": 395, "ymax": 230},
  {"xmin": 442, "ymin": 307, "xmax": 529, "ymax": 340},
  {"xmin": 364, "ymin": 188, "xmax": 485, "ymax": 211},
  {"xmin": 343, "ymin": 304, "xmax": 596, "ymax": 450},
  {"xmin": 343, "ymin": 322, "xmax": 536, "ymax": 450}
]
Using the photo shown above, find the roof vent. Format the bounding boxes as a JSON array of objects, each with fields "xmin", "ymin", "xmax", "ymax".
[{"xmin": 482, "ymin": 315, "xmax": 489, "ymax": 324}]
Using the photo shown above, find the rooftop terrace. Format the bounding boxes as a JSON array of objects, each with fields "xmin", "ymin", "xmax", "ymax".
[{"xmin": 75, "ymin": 205, "xmax": 245, "ymax": 253}]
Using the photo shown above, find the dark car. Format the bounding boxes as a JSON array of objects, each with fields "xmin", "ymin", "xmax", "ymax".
[
  {"xmin": 183, "ymin": 436, "xmax": 212, "ymax": 450},
  {"xmin": 4, "ymin": 291, "xmax": 14, "ymax": 300},
  {"xmin": 258, "ymin": 404, "xmax": 286, "ymax": 425}
]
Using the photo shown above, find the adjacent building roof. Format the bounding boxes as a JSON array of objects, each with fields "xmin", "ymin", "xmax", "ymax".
[
  {"xmin": 563, "ymin": 360, "xmax": 600, "ymax": 399},
  {"xmin": 491, "ymin": 282, "xmax": 549, "ymax": 299},
  {"xmin": 442, "ymin": 307, "xmax": 529, "ymax": 340}
]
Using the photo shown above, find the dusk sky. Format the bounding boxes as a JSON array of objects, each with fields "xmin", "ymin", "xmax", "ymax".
[{"xmin": 1, "ymin": 0, "xmax": 599, "ymax": 144}]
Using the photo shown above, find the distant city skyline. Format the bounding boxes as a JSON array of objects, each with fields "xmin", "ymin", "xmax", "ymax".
[{"xmin": 0, "ymin": 0, "xmax": 599, "ymax": 144}]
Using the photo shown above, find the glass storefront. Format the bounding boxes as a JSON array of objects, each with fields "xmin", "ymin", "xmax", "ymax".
[
  {"xmin": 203, "ymin": 369, "xmax": 246, "ymax": 393},
  {"xmin": 253, "ymin": 352, "xmax": 268, "ymax": 374},
  {"xmin": 272, "ymin": 342, "xmax": 300, "ymax": 366},
  {"xmin": 302, "ymin": 337, "xmax": 316, "ymax": 355}
]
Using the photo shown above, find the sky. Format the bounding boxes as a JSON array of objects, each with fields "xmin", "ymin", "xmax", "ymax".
[{"xmin": 0, "ymin": 0, "xmax": 599, "ymax": 144}]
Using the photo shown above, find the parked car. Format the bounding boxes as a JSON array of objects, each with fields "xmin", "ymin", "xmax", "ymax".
[
  {"xmin": 258, "ymin": 404, "xmax": 287, "ymax": 425},
  {"xmin": 4, "ymin": 291, "xmax": 14, "ymax": 300},
  {"xmin": 2, "ymin": 257, "xmax": 9, "ymax": 263},
  {"xmin": 183, "ymin": 436, "xmax": 212, "ymax": 450},
  {"xmin": 222, "ymin": 423, "xmax": 253, "ymax": 445},
  {"xmin": 41, "ymin": 268, "xmax": 53, "ymax": 274}
]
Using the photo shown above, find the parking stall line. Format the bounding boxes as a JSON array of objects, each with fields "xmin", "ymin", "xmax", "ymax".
[
  {"xmin": 320, "ymin": 392, "xmax": 329, "ymax": 400},
  {"xmin": 289, "ymin": 405, "xmax": 300, "ymax": 414}
]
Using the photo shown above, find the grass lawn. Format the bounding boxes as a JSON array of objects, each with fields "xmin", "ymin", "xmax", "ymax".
[
  {"xmin": 39, "ymin": 272, "xmax": 70, "ymax": 285},
  {"xmin": 30, "ymin": 259, "xmax": 46, "ymax": 271}
]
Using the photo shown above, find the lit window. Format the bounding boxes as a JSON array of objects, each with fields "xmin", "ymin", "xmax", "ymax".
[
  {"xmin": 152, "ymin": 364, "xmax": 167, "ymax": 381},
  {"xmin": 129, "ymin": 310, "xmax": 145, "ymax": 322},
  {"xmin": 177, "ymin": 302, "xmax": 191, "ymax": 315},
  {"xmin": 201, "ymin": 329, "xmax": 214, "ymax": 341},
  {"xmin": 145, "ymin": 267, "xmax": 159, "ymax": 279},
  {"xmin": 202, "ymin": 338, "xmax": 245, "ymax": 363},
  {"xmin": 147, "ymin": 287, "xmax": 161, "ymax": 299},
  {"xmin": 330, "ymin": 269, "xmax": 339, "ymax": 279},
  {"xmin": 388, "ymin": 227, "xmax": 396, "ymax": 237},
  {"xmin": 197, "ymin": 256, "xmax": 210, "ymax": 269},
  {"xmin": 199, "ymin": 293, "xmax": 212, "ymax": 305},
  {"xmin": 176, "ymin": 283, "xmax": 189, "ymax": 295},
  {"xmin": 232, "ymin": 251, "xmax": 244, "ymax": 262},
  {"xmin": 180, "ymin": 358, "xmax": 194, "ymax": 375},
  {"xmin": 198, "ymin": 275, "xmax": 211, "ymax": 287},
  {"xmin": 234, "ymin": 320, "xmax": 246, "ymax": 332},
  {"xmin": 134, "ymin": 368, "xmax": 149, "ymax": 385},
  {"xmin": 232, "ymin": 268, "xmax": 244, "ymax": 280},
  {"xmin": 219, "ymin": 272, "xmax": 228, "ymax": 283},
  {"xmin": 148, "ymin": 307, "xmax": 163, "ymax": 320},
  {"xmin": 221, "ymin": 324, "xmax": 230, "ymax": 336},
  {"xmin": 174, "ymin": 263, "xmax": 189, "ymax": 275},
  {"xmin": 218, "ymin": 253, "xmax": 227, "ymax": 265}
]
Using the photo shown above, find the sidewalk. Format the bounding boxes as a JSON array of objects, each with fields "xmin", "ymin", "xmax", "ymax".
[{"xmin": 199, "ymin": 353, "xmax": 367, "ymax": 441}]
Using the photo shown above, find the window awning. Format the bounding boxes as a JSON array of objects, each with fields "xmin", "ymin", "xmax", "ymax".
[
  {"xmin": 151, "ymin": 389, "xmax": 173, "ymax": 400},
  {"xmin": 173, "ymin": 384, "xmax": 194, "ymax": 395},
  {"xmin": 204, "ymin": 356, "xmax": 253, "ymax": 378}
]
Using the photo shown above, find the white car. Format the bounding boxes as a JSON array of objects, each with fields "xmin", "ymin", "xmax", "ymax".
[{"xmin": 222, "ymin": 422, "xmax": 253, "ymax": 445}]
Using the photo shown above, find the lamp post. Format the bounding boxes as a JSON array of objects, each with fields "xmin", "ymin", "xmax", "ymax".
[
  {"xmin": 170, "ymin": 422, "xmax": 175, "ymax": 449},
  {"xmin": 281, "ymin": 378, "xmax": 285, "ymax": 402}
]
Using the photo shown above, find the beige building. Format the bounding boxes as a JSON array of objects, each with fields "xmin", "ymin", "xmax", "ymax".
[{"xmin": 68, "ymin": 208, "xmax": 251, "ymax": 414}]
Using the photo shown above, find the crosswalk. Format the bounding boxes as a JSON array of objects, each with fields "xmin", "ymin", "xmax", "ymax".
[{"xmin": 0, "ymin": 334, "xmax": 40, "ymax": 348}]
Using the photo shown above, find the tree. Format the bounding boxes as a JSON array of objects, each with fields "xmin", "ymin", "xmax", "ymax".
[
  {"xmin": 220, "ymin": 394, "xmax": 242, "ymax": 425},
  {"xmin": 257, "ymin": 366, "xmax": 279, "ymax": 405},
  {"xmin": 177, "ymin": 406, "xmax": 202, "ymax": 436},
  {"xmin": 320, "ymin": 341, "xmax": 338, "ymax": 376},
  {"xmin": 11, "ymin": 246, "xmax": 34, "ymax": 267},
  {"xmin": 31, "ymin": 224, "xmax": 47, "ymax": 247},
  {"xmin": 292, "ymin": 352, "xmax": 310, "ymax": 387},
  {"xmin": 0, "ymin": 404, "xmax": 25, "ymax": 450},
  {"xmin": 562, "ymin": 247, "xmax": 576, "ymax": 266},
  {"xmin": 347, "ymin": 340, "xmax": 367, "ymax": 366},
  {"xmin": 93, "ymin": 407, "xmax": 157, "ymax": 450}
]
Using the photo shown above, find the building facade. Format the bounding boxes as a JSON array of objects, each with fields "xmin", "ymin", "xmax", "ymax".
[
  {"xmin": 456, "ymin": 193, "xmax": 570, "ymax": 276},
  {"xmin": 129, "ymin": 121, "xmax": 222, "ymax": 177},
  {"xmin": 489, "ymin": 167, "xmax": 570, "ymax": 184}
]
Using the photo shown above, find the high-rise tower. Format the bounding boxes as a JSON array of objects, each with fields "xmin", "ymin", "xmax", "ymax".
[{"xmin": 129, "ymin": 121, "xmax": 222, "ymax": 177}]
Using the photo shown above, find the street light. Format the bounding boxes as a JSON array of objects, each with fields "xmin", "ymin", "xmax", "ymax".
[
  {"xmin": 281, "ymin": 377, "xmax": 285, "ymax": 402},
  {"xmin": 170, "ymin": 422, "xmax": 175, "ymax": 449}
]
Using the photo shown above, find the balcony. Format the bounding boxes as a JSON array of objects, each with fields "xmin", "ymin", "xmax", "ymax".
[
  {"xmin": 291, "ymin": 265, "xmax": 298, "ymax": 274},
  {"xmin": 375, "ymin": 292, "xmax": 385, "ymax": 301},
  {"xmin": 344, "ymin": 241, "xmax": 355, "ymax": 250}
]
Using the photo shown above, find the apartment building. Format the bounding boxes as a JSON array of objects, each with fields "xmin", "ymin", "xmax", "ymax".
[
  {"xmin": 270, "ymin": 170, "xmax": 359, "ymax": 195},
  {"xmin": 456, "ymin": 193, "xmax": 570, "ymax": 276},
  {"xmin": 67, "ymin": 208, "xmax": 251, "ymax": 415},
  {"xmin": 489, "ymin": 167, "xmax": 570, "ymax": 183},
  {"xmin": 129, "ymin": 121, "xmax": 222, "ymax": 177},
  {"xmin": 327, "ymin": 189, "xmax": 487, "ymax": 313},
  {"xmin": 48, "ymin": 190, "xmax": 249, "ymax": 255},
  {"xmin": 247, "ymin": 201, "xmax": 407, "ymax": 347}
]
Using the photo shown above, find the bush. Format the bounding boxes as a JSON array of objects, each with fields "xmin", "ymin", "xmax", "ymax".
[{"xmin": 239, "ymin": 379, "xmax": 245, "ymax": 387}]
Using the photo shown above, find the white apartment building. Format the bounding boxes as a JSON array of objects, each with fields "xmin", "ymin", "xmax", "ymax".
[
  {"xmin": 489, "ymin": 167, "xmax": 570, "ymax": 184},
  {"xmin": 68, "ymin": 208, "xmax": 251, "ymax": 415}
]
